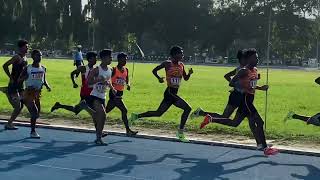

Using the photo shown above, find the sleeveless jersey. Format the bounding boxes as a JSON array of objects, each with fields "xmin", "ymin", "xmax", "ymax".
[
  {"xmin": 25, "ymin": 64, "xmax": 45, "ymax": 90},
  {"xmin": 90, "ymin": 65, "xmax": 112, "ymax": 99},
  {"xmin": 166, "ymin": 61, "xmax": 184, "ymax": 88},
  {"xmin": 80, "ymin": 65, "xmax": 93, "ymax": 97},
  {"xmin": 111, "ymin": 67, "xmax": 128, "ymax": 91},
  {"xmin": 12, "ymin": 55, "xmax": 28, "ymax": 83},
  {"xmin": 240, "ymin": 67, "xmax": 258, "ymax": 94}
]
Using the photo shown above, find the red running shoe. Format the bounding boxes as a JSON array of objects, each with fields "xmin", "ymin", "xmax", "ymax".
[
  {"xmin": 200, "ymin": 114, "xmax": 213, "ymax": 129},
  {"xmin": 264, "ymin": 147, "xmax": 280, "ymax": 156}
]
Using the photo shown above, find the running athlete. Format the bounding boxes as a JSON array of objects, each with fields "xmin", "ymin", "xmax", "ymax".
[
  {"xmin": 87, "ymin": 49, "xmax": 115, "ymax": 145},
  {"xmin": 130, "ymin": 46, "xmax": 193, "ymax": 142},
  {"xmin": 105, "ymin": 52, "xmax": 138, "ymax": 136},
  {"xmin": 2, "ymin": 40, "xmax": 29, "ymax": 130},
  {"xmin": 18, "ymin": 49, "xmax": 51, "ymax": 138},
  {"xmin": 50, "ymin": 51, "xmax": 97, "ymax": 114},
  {"xmin": 284, "ymin": 77, "xmax": 320, "ymax": 126},
  {"xmin": 191, "ymin": 49, "xmax": 247, "ymax": 119},
  {"xmin": 191, "ymin": 49, "xmax": 262, "ymax": 149},
  {"xmin": 199, "ymin": 48, "xmax": 279, "ymax": 156}
]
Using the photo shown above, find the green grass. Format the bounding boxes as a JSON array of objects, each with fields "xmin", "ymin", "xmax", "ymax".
[{"xmin": 1, "ymin": 56, "xmax": 320, "ymax": 141}]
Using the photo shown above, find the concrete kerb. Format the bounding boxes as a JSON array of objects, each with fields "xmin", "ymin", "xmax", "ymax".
[{"xmin": 1, "ymin": 119, "xmax": 320, "ymax": 157}]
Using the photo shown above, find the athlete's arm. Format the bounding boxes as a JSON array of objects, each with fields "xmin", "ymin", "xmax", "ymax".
[
  {"xmin": 183, "ymin": 67, "xmax": 193, "ymax": 81},
  {"xmin": 229, "ymin": 68, "xmax": 247, "ymax": 87},
  {"xmin": 315, "ymin": 77, "xmax": 320, "ymax": 85},
  {"xmin": 87, "ymin": 67, "xmax": 99, "ymax": 86},
  {"xmin": 107, "ymin": 79, "xmax": 117, "ymax": 94},
  {"xmin": 2, "ymin": 55, "xmax": 18, "ymax": 80},
  {"xmin": 43, "ymin": 68, "xmax": 51, "ymax": 92},
  {"xmin": 73, "ymin": 52, "xmax": 77, "ymax": 66},
  {"xmin": 224, "ymin": 68, "xmax": 237, "ymax": 82},
  {"xmin": 152, "ymin": 62, "xmax": 166, "ymax": 83},
  {"xmin": 17, "ymin": 66, "xmax": 28, "ymax": 84},
  {"xmin": 70, "ymin": 66, "xmax": 85, "ymax": 88},
  {"xmin": 256, "ymin": 85, "xmax": 269, "ymax": 91},
  {"xmin": 126, "ymin": 68, "xmax": 130, "ymax": 91}
]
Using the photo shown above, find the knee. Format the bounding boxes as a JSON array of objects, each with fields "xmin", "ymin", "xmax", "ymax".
[
  {"xmin": 231, "ymin": 120, "xmax": 242, "ymax": 127},
  {"xmin": 19, "ymin": 102, "xmax": 24, "ymax": 110},
  {"xmin": 253, "ymin": 114, "xmax": 264, "ymax": 127},
  {"xmin": 31, "ymin": 112, "xmax": 38, "ymax": 120},
  {"xmin": 155, "ymin": 111, "xmax": 165, "ymax": 117},
  {"xmin": 121, "ymin": 107, "xmax": 128, "ymax": 115}
]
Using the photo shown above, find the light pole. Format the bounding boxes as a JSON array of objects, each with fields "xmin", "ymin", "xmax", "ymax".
[
  {"xmin": 264, "ymin": 0, "xmax": 272, "ymax": 130},
  {"xmin": 91, "ymin": 0, "xmax": 96, "ymax": 50},
  {"xmin": 317, "ymin": 0, "xmax": 319, "ymax": 68}
]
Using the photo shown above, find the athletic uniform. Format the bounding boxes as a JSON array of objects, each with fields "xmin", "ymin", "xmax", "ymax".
[
  {"xmin": 80, "ymin": 65, "xmax": 94, "ymax": 101},
  {"xmin": 8, "ymin": 55, "xmax": 28, "ymax": 95},
  {"xmin": 23, "ymin": 65, "xmax": 45, "ymax": 102},
  {"xmin": 88, "ymin": 65, "xmax": 112, "ymax": 108},
  {"xmin": 227, "ymin": 66, "xmax": 244, "ymax": 107},
  {"xmin": 109, "ymin": 67, "xmax": 127, "ymax": 99},
  {"xmin": 238, "ymin": 67, "xmax": 259, "ymax": 116},
  {"xmin": 163, "ymin": 61, "xmax": 184, "ymax": 104}
]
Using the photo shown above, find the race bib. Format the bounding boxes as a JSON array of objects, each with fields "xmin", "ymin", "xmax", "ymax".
[
  {"xmin": 96, "ymin": 82, "xmax": 107, "ymax": 93},
  {"xmin": 170, "ymin": 77, "xmax": 181, "ymax": 86},
  {"xmin": 31, "ymin": 72, "xmax": 44, "ymax": 80},
  {"xmin": 115, "ymin": 78, "xmax": 126, "ymax": 85},
  {"xmin": 250, "ymin": 79, "xmax": 257, "ymax": 89}
]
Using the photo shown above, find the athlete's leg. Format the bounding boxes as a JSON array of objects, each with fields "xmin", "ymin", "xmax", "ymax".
[
  {"xmin": 172, "ymin": 96, "xmax": 192, "ymax": 130},
  {"xmin": 138, "ymin": 99, "xmax": 172, "ymax": 118},
  {"xmin": 292, "ymin": 114, "xmax": 310, "ymax": 122},
  {"xmin": 51, "ymin": 102, "xmax": 75, "ymax": 112},
  {"xmin": 113, "ymin": 98, "xmax": 138, "ymax": 135},
  {"xmin": 92, "ymin": 99, "xmax": 107, "ymax": 144},
  {"xmin": 5, "ymin": 88, "xmax": 23, "ymax": 129}
]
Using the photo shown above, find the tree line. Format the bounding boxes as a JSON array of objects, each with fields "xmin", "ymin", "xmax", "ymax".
[{"xmin": 0, "ymin": 0, "xmax": 319, "ymax": 63}]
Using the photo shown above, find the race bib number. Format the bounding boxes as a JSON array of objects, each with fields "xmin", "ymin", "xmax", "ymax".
[
  {"xmin": 31, "ymin": 72, "xmax": 44, "ymax": 80},
  {"xmin": 115, "ymin": 78, "xmax": 126, "ymax": 85},
  {"xmin": 250, "ymin": 79, "xmax": 257, "ymax": 89},
  {"xmin": 96, "ymin": 83, "xmax": 107, "ymax": 93},
  {"xmin": 170, "ymin": 77, "xmax": 181, "ymax": 86}
]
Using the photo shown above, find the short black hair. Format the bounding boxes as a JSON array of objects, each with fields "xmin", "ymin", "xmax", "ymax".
[
  {"xmin": 86, "ymin": 51, "xmax": 97, "ymax": 60},
  {"xmin": 99, "ymin": 49, "xmax": 112, "ymax": 59},
  {"xmin": 236, "ymin": 49, "xmax": 244, "ymax": 60},
  {"xmin": 237, "ymin": 49, "xmax": 247, "ymax": 62},
  {"xmin": 17, "ymin": 39, "xmax": 28, "ymax": 48},
  {"xmin": 117, "ymin": 52, "xmax": 127, "ymax": 60},
  {"xmin": 243, "ymin": 48, "xmax": 257, "ymax": 59},
  {"xmin": 170, "ymin": 46, "xmax": 183, "ymax": 56},
  {"xmin": 31, "ymin": 49, "xmax": 41, "ymax": 57}
]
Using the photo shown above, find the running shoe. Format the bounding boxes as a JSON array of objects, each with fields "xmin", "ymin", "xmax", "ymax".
[{"xmin": 200, "ymin": 114, "xmax": 213, "ymax": 129}]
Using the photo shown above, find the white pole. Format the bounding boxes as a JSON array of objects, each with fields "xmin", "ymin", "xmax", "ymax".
[
  {"xmin": 265, "ymin": 3, "xmax": 272, "ymax": 130},
  {"xmin": 317, "ymin": 0, "xmax": 320, "ymax": 68}
]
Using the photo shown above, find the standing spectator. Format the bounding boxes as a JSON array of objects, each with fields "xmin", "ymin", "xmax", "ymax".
[{"xmin": 74, "ymin": 45, "xmax": 84, "ymax": 68}]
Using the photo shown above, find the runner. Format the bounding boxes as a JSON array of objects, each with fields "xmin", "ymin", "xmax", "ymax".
[
  {"xmin": 130, "ymin": 46, "xmax": 193, "ymax": 142},
  {"xmin": 105, "ymin": 52, "xmax": 138, "ymax": 136},
  {"xmin": 50, "ymin": 51, "xmax": 97, "ymax": 115},
  {"xmin": 2, "ymin": 40, "xmax": 29, "ymax": 130},
  {"xmin": 18, "ymin": 49, "xmax": 51, "ymax": 138},
  {"xmin": 199, "ymin": 48, "xmax": 279, "ymax": 156},
  {"xmin": 191, "ymin": 49, "xmax": 247, "ymax": 119},
  {"xmin": 87, "ymin": 49, "xmax": 115, "ymax": 145}
]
